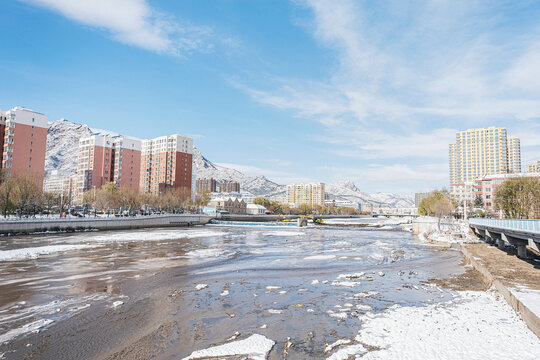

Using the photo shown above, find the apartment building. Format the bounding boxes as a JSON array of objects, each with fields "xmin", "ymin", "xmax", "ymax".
[
  {"xmin": 286, "ymin": 182, "xmax": 325, "ymax": 207},
  {"xmin": 76, "ymin": 135, "xmax": 115, "ymax": 199},
  {"xmin": 196, "ymin": 178, "xmax": 217, "ymax": 194},
  {"xmin": 219, "ymin": 181, "xmax": 240, "ymax": 193},
  {"xmin": 450, "ymin": 182, "xmax": 475, "ymax": 204},
  {"xmin": 140, "ymin": 134, "xmax": 193, "ymax": 195},
  {"xmin": 507, "ymin": 135, "xmax": 521, "ymax": 173},
  {"xmin": 112, "ymin": 136, "xmax": 141, "ymax": 190},
  {"xmin": 0, "ymin": 107, "xmax": 48, "ymax": 186},
  {"xmin": 449, "ymin": 127, "xmax": 521, "ymax": 190},
  {"xmin": 529, "ymin": 159, "xmax": 540, "ymax": 173},
  {"xmin": 474, "ymin": 172, "xmax": 540, "ymax": 215}
]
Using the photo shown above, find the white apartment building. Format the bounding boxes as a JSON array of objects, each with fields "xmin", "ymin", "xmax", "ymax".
[{"xmin": 286, "ymin": 182, "xmax": 325, "ymax": 207}]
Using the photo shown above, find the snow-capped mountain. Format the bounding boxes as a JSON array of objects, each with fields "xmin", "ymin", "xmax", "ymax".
[
  {"xmin": 325, "ymin": 181, "xmax": 414, "ymax": 208},
  {"xmin": 45, "ymin": 119, "xmax": 93, "ymax": 177},
  {"xmin": 193, "ymin": 147, "xmax": 285, "ymax": 196},
  {"xmin": 45, "ymin": 119, "xmax": 413, "ymax": 207}
]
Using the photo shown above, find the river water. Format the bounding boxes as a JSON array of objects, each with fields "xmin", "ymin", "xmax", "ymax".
[{"xmin": 0, "ymin": 220, "xmax": 472, "ymax": 359}]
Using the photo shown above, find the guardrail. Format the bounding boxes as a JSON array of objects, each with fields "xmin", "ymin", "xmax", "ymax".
[{"xmin": 469, "ymin": 218, "xmax": 540, "ymax": 234}]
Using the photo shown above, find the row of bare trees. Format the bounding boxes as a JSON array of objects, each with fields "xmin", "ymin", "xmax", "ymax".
[
  {"xmin": 0, "ymin": 171, "xmax": 211, "ymax": 218},
  {"xmin": 80, "ymin": 183, "xmax": 210, "ymax": 214}
]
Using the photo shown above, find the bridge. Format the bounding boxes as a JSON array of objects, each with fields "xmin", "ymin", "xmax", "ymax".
[{"xmin": 469, "ymin": 218, "xmax": 540, "ymax": 258}]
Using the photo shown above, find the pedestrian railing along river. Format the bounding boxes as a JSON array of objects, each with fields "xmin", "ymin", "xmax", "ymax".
[{"xmin": 469, "ymin": 218, "xmax": 540, "ymax": 234}]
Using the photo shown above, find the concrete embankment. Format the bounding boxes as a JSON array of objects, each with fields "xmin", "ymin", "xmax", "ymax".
[{"xmin": 0, "ymin": 214, "xmax": 213, "ymax": 235}]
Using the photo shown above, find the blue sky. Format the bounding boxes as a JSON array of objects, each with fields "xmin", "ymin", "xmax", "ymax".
[{"xmin": 1, "ymin": 0, "xmax": 540, "ymax": 194}]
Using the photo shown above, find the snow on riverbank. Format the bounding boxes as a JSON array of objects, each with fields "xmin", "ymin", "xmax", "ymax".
[
  {"xmin": 324, "ymin": 290, "xmax": 540, "ymax": 359},
  {"xmin": 182, "ymin": 334, "xmax": 275, "ymax": 360},
  {"xmin": 0, "ymin": 244, "xmax": 96, "ymax": 261},
  {"xmin": 416, "ymin": 218, "xmax": 480, "ymax": 244}
]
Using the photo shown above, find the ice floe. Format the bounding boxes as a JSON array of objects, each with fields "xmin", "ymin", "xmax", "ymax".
[
  {"xmin": 195, "ymin": 284, "xmax": 208, "ymax": 291},
  {"xmin": 0, "ymin": 244, "xmax": 96, "ymax": 261},
  {"xmin": 182, "ymin": 334, "xmax": 275, "ymax": 360}
]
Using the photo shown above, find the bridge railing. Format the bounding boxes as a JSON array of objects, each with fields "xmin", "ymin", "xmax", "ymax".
[{"xmin": 469, "ymin": 218, "xmax": 540, "ymax": 234}]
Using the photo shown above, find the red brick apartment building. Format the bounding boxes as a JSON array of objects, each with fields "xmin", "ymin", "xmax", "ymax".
[
  {"xmin": 76, "ymin": 134, "xmax": 142, "ymax": 201},
  {"xmin": 0, "ymin": 107, "xmax": 48, "ymax": 186},
  {"xmin": 140, "ymin": 134, "xmax": 193, "ymax": 195}
]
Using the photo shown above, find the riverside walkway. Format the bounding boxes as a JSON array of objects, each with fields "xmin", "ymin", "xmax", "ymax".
[
  {"xmin": 0, "ymin": 214, "xmax": 214, "ymax": 235},
  {"xmin": 469, "ymin": 218, "xmax": 540, "ymax": 258}
]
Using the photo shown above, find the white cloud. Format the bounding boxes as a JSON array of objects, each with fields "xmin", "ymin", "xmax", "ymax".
[
  {"xmin": 23, "ymin": 0, "xmax": 212, "ymax": 55},
  {"xmin": 239, "ymin": 0, "xmax": 540, "ymax": 172}
]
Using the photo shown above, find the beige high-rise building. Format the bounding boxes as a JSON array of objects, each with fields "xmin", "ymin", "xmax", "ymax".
[
  {"xmin": 507, "ymin": 135, "xmax": 521, "ymax": 173},
  {"xmin": 286, "ymin": 182, "xmax": 325, "ymax": 207},
  {"xmin": 449, "ymin": 127, "xmax": 521, "ymax": 186},
  {"xmin": 529, "ymin": 159, "xmax": 540, "ymax": 173}
]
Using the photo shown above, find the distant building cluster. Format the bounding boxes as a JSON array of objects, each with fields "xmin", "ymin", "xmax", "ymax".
[
  {"xmin": 1, "ymin": 106, "xmax": 195, "ymax": 205},
  {"xmin": 529, "ymin": 159, "xmax": 540, "ymax": 173},
  {"xmin": 447, "ymin": 126, "xmax": 539, "ymax": 216},
  {"xmin": 196, "ymin": 178, "xmax": 240, "ymax": 195}
]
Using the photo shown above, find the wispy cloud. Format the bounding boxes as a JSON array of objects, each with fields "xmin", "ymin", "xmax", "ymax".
[
  {"xmin": 237, "ymin": 0, "xmax": 540, "ymax": 178},
  {"xmin": 22, "ymin": 0, "xmax": 213, "ymax": 55}
]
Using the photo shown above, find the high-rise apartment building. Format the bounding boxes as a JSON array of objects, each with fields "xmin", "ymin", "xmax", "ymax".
[
  {"xmin": 196, "ymin": 178, "xmax": 217, "ymax": 194},
  {"xmin": 76, "ymin": 135, "xmax": 115, "ymax": 198},
  {"xmin": 75, "ymin": 134, "xmax": 142, "ymax": 201},
  {"xmin": 219, "ymin": 181, "xmax": 240, "ymax": 193},
  {"xmin": 449, "ymin": 127, "xmax": 521, "ymax": 186},
  {"xmin": 140, "ymin": 134, "xmax": 193, "ymax": 195},
  {"xmin": 529, "ymin": 159, "xmax": 540, "ymax": 173},
  {"xmin": 507, "ymin": 135, "xmax": 521, "ymax": 173},
  {"xmin": 0, "ymin": 107, "xmax": 49, "ymax": 186},
  {"xmin": 286, "ymin": 182, "xmax": 325, "ymax": 207},
  {"xmin": 112, "ymin": 136, "xmax": 141, "ymax": 190}
]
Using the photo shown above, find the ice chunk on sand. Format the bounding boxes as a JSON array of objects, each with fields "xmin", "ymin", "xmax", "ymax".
[
  {"xmin": 182, "ymin": 334, "xmax": 275, "ymax": 360},
  {"xmin": 195, "ymin": 284, "xmax": 208, "ymax": 291},
  {"xmin": 268, "ymin": 309, "xmax": 283, "ymax": 315},
  {"xmin": 311, "ymin": 280, "xmax": 320, "ymax": 285},
  {"xmin": 220, "ymin": 290, "xmax": 229, "ymax": 296}
]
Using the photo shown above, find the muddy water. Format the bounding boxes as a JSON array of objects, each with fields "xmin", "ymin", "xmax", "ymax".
[{"xmin": 0, "ymin": 222, "xmax": 464, "ymax": 359}]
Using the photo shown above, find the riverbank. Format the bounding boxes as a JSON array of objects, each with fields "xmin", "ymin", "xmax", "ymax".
[
  {"xmin": 410, "ymin": 216, "xmax": 540, "ymax": 338},
  {"xmin": 1, "ymin": 220, "xmax": 539, "ymax": 359}
]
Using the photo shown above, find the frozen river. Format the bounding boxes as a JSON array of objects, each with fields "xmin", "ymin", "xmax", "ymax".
[{"xmin": 0, "ymin": 221, "xmax": 539, "ymax": 359}]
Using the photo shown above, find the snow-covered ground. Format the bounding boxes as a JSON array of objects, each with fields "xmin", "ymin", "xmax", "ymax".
[{"xmin": 324, "ymin": 290, "xmax": 540, "ymax": 360}]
